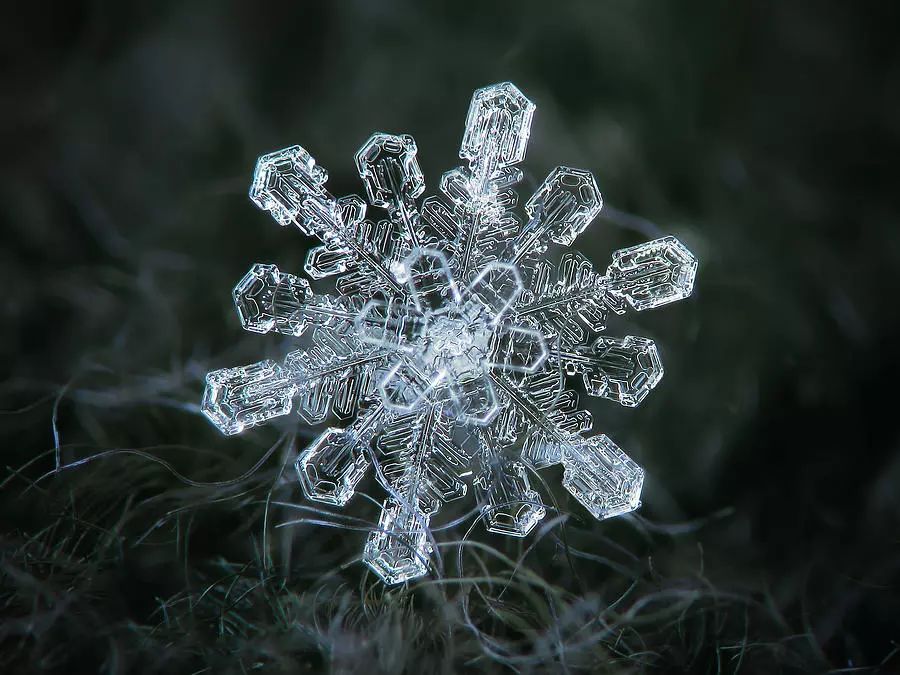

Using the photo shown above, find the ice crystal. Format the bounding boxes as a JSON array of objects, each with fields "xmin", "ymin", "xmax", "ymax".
[{"xmin": 202, "ymin": 82, "xmax": 697, "ymax": 584}]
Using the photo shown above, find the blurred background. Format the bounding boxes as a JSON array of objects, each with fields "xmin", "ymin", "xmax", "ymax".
[{"xmin": 2, "ymin": 1, "xmax": 899, "ymax": 672}]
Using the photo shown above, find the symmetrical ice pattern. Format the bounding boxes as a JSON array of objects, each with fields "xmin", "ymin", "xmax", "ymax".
[{"xmin": 202, "ymin": 83, "xmax": 697, "ymax": 584}]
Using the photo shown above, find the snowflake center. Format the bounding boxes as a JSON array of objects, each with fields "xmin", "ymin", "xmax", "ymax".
[
  {"xmin": 426, "ymin": 316, "xmax": 472, "ymax": 356},
  {"xmin": 420, "ymin": 311, "xmax": 490, "ymax": 371}
]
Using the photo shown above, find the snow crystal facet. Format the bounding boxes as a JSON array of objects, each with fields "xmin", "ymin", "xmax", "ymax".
[{"xmin": 202, "ymin": 82, "xmax": 697, "ymax": 584}]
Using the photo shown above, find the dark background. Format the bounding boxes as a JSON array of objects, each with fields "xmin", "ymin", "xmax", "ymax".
[{"xmin": 2, "ymin": 1, "xmax": 899, "ymax": 673}]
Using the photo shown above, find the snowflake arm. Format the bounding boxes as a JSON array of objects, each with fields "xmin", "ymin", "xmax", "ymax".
[
  {"xmin": 363, "ymin": 402, "xmax": 468, "ymax": 583},
  {"xmin": 250, "ymin": 146, "xmax": 405, "ymax": 297}
]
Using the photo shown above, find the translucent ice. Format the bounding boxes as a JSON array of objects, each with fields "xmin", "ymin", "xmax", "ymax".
[
  {"xmin": 202, "ymin": 82, "xmax": 697, "ymax": 584},
  {"xmin": 562, "ymin": 435, "xmax": 644, "ymax": 520}
]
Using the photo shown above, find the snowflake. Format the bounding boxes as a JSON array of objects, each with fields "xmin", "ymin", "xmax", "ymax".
[{"xmin": 201, "ymin": 83, "xmax": 697, "ymax": 584}]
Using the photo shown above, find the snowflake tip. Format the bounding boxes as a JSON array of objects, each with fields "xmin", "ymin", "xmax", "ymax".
[
  {"xmin": 355, "ymin": 132, "xmax": 425, "ymax": 210},
  {"xmin": 562, "ymin": 436, "xmax": 645, "ymax": 521},
  {"xmin": 607, "ymin": 235, "xmax": 698, "ymax": 311},
  {"xmin": 202, "ymin": 360, "xmax": 295, "ymax": 436},
  {"xmin": 249, "ymin": 145, "xmax": 328, "ymax": 228},
  {"xmin": 525, "ymin": 166, "xmax": 603, "ymax": 247},
  {"xmin": 363, "ymin": 499, "xmax": 432, "ymax": 585},
  {"xmin": 296, "ymin": 427, "xmax": 370, "ymax": 506},
  {"xmin": 480, "ymin": 458, "xmax": 547, "ymax": 537},
  {"xmin": 233, "ymin": 263, "xmax": 312, "ymax": 336}
]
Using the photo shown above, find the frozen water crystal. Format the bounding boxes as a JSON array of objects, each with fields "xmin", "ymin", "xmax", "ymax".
[
  {"xmin": 363, "ymin": 498, "xmax": 432, "ymax": 584},
  {"xmin": 202, "ymin": 360, "xmax": 295, "ymax": 436},
  {"xmin": 562, "ymin": 435, "xmax": 644, "ymax": 520},
  {"xmin": 606, "ymin": 235, "xmax": 697, "ymax": 311},
  {"xmin": 476, "ymin": 435, "xmax": 546, "ymax": 538},
  {"xmin": 202, "ymin": 82, "xmax": 698, "ymax": 584},
  {"xmin": 295, "ymin": 408, "xmax": 382, "ymax": 506}
]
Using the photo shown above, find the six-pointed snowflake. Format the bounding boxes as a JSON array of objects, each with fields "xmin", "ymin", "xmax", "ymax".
[{"xmin": 202, "ymin": 83, "xmax": 697, "ymax": 584}]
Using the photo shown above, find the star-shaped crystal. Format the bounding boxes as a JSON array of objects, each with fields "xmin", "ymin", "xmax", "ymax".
[{"xmin": 201, "ymin": 82, "xmax": 697, "ymax": 584}]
